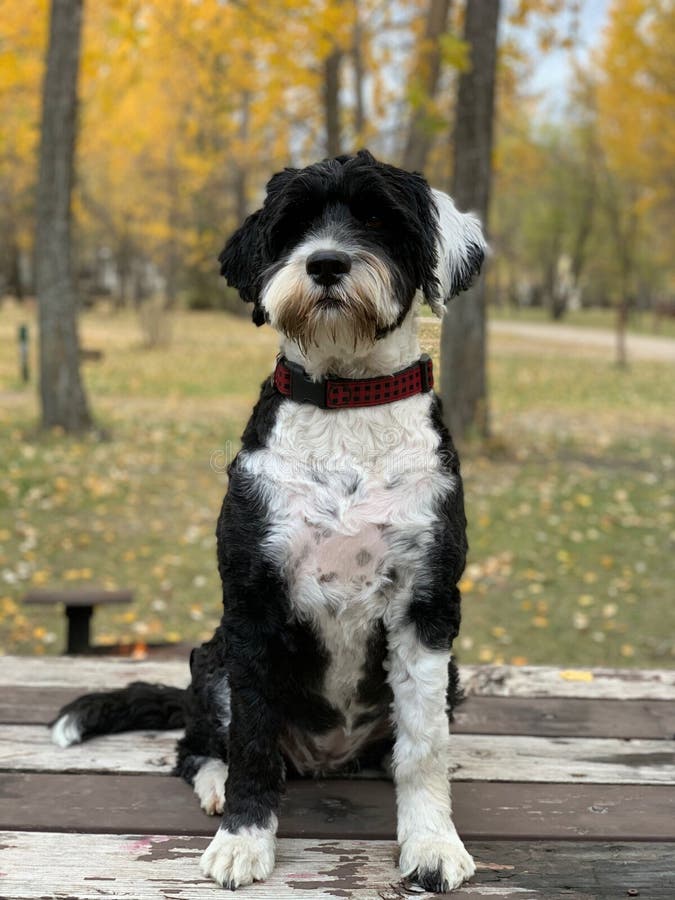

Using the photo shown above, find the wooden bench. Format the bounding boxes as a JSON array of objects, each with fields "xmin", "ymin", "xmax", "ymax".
[
  {"xmin": 22, "ymin": 589, "xmax": 133, "ymax": 654},
  {"xmin": 1, "ymin": 655, "xmax": 674, "ymax": 898}
]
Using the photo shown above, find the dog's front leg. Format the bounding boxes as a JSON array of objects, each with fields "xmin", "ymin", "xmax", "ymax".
[
  {"xmin": 200, "ymin": 654, "xmax": 283, "ymax": 890},
  {"xmin": 388, "ymin": 624, "xmax": 475, "ymax": 893}
]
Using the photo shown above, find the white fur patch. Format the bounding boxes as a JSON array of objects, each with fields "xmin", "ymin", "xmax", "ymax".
[
  {"xmin": 388, "ymin": 625, "xmax": 474, "ymax": 890},
  {"xmin": 193, "ymin": 758, "xmax": 228, "ymax": 816},
  {"xmin": 51, "ymin": 713, "xmax": 82, "ymax": 748},
  {"xmin": 200, "ymin": 816, "xmax": 277, "ymax": 888},
  {"xmin": 212, "ymin": 674, "xmax": 231, "ymax": 732},
  {"xmin": 430, "ymin": 189, "xmax": 486, "ymax": 315}
]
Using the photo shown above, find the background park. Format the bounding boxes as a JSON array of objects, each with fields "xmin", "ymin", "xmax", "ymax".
[{"xmin": 0, "ymin": 0, "xmax": 673, "ymax": 670}]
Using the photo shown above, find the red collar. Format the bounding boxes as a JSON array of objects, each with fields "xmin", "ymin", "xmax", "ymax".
[{"xmin": 273, "ymin": 355, "xmax": 434, "ymax": 409}]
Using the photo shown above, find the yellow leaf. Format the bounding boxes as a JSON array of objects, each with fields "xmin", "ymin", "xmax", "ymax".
[{"xmin": 560, "ymin": 670, "xmax": 594, "ymax": 682}]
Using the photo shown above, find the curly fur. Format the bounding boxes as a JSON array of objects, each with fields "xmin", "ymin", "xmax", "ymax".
[{"xmin": 51, "ymin": 150, "xmax": 485, "ymax": 894}]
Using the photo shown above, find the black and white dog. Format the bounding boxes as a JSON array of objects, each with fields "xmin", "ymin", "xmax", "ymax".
[{"xmin": 52, "ymin": 150, "xmax": 485, "ymax": 893}]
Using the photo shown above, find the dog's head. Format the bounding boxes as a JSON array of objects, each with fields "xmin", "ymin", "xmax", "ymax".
[{"xmin": 219, "ymin": 150, "xmax": 485, "ymax": 351}]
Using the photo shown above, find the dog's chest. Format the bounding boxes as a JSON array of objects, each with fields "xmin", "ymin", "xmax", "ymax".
[{"xmin": 243, "ymin": 396, "xmax": 452, "ymax": 655}]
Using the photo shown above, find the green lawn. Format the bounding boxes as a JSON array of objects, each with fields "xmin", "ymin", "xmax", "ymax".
[{"xmin": 1, "ymin": 302, "xmax": 673, "ymax": 667}]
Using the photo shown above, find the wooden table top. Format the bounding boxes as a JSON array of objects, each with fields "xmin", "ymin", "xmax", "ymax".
[{"xmin": 1, "ymin": 655, "xmax": 674, "ymax": 899}]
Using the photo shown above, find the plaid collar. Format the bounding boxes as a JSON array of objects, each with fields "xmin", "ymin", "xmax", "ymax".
[{"xmin": 273, "ymin": 354, "xmax": 434, "ymax": 409}]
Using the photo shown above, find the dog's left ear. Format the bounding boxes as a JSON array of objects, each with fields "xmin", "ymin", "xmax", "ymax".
[{"xmin": 427, "ymin": 188, "xmax": 487, "ymax": 316}]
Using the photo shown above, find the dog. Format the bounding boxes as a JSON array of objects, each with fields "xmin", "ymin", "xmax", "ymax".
[{"xmin": 51, "ymin": 149, "xmax": 485, "ymax": 893}]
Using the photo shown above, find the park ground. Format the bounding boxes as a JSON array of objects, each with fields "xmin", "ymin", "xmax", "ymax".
[{"xmin": 0, "ymin": 302, "xmax": 673, "ymax": 667}]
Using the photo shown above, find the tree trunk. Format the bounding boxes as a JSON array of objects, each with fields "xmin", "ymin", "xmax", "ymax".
[
  {"xmin": 324, "ymin": 46, "xmax": 342, "ymax": 157},
  {"xmin": 234, "ymin": 90, "xmax": 251, "ymax": 225},
  {"xmin": 165, "ymin": 143, "xmax": 179, "ymax": 310},
  {"xmin": 352, "ymin": 5, "xmax": 366, "ymax": 141},
  {"xmin": 402, "ymin": 0, "xmax": 452, "ymax": 173},
  {"xmin": 615, "ymin": 295, "xmax": 628, "ymax": 369},
  {"xmin": 35, "ymin": 0, "xmax": 92, "ymax": 432},
  {"xmin": 440, "ymin": 0, "xmax": 500, "ymax": 441}
]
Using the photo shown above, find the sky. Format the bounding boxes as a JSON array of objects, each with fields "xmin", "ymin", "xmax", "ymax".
[{"xmin": 525, "ymin": 0, "xmax": 611, "ymax": 116}]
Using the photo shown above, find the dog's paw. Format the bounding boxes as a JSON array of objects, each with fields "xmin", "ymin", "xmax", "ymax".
[
  {"xmin": 200, "ymin": 824, "xmax": 276, "ymax": 889},
  {"xmin": 400, "ymin": 834, "xmax": 475, "ymax": 893},
  {"xmin": 193, "ymin": 759, "xmax": 228, "ymax": 816}
]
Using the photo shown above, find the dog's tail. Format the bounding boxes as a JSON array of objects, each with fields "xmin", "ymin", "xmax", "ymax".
[{"xmin": 50, "ymin": 682, "xmax": 187, "ymax": 748}]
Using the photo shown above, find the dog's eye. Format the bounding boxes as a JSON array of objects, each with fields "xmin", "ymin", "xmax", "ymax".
[{"xmin": 364, "ymin": 215, "xmax": 383, "ymax": 229}]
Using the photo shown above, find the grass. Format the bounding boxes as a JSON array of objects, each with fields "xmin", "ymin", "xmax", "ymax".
[{"xmin": 1, "ymin": 301, "xmax": 673, "ymax": 668}]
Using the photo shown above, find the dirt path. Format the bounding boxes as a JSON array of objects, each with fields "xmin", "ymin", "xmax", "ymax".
[{"xmin": 489, "ymin": 321, "xmax": 675, "ymax": 362}]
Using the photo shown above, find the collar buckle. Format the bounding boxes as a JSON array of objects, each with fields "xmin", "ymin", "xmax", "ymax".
[{"xmin": 285, "ymin": 359, "xmax": 327, "ymax": 407}]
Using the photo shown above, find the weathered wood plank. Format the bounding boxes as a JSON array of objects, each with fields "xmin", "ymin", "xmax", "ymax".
[
  {"xmin": 5, "ymin": 726, "xmax": 674, "ymax": 784},
  {"xmin": 2, "ymin": 773, "xmax": 674, "ymax": 841},
  {"xmin": 4, "ymin": 656, "xmax": 675, "ymax": 699},
  {"xmin": 461, "ymin": 664, "xmax": 675, "ymax": 700},
  {"xmin": 0, "ymin": 656, "xmax": 189, "ymax": 690},
  {"xmin": 7, "ymin": 687, "xmax": 675, "ymax": 740},
  {"xmin": 454, "ymin": 695, "xmax": 675, "ymax": 739},
  {"xmin": 1, "ymin": 832, "xmax": 674, "ymax": 900}
]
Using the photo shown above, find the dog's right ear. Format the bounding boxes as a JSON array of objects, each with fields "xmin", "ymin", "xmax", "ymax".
[
  {"xmin": 218, "ymin": 210, "xmax": 265, "ymax": 324},
  {"xmin": 219, "ymin": 167, "xmax": 300, "ymax": 326}
]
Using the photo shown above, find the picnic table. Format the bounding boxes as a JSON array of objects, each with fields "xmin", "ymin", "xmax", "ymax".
[{"xmin": 1, "ymin": 654, "xmax": 674, "ymax": 898}]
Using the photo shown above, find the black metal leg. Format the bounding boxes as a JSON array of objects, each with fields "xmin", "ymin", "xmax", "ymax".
[{"xmin": 65, "ymin": 605, "xmax": 93, "ymax": 654}]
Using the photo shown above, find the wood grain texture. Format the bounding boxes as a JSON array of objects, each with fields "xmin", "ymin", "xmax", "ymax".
[
  {"xmin": 4, "ymin": 656, "xmax": 675, "ymax": 699},
  {"xmin": 6, "ymin": 725, "xmax": 674, "ymax": 784},
  {"xmin": 454, "ymin": 695, "xmax": 675, "ymax": 739},
  {"xmin": 7, "ymin": 687, "xmax": 675, "ymax": 740},
  {"xmin": 2, "ymin": 774, "xmax": 674, "ymax": 841},
  {"xmin": 461, "ymin": 664, "xmax": 675, "ymax": 700},
  {"xmin": 0, "ymin": 656, "xmax": 189, "ymax": 690},
  {"xmin": 1, "ymin": 832, "xmax": 673, "ymax": 900}
]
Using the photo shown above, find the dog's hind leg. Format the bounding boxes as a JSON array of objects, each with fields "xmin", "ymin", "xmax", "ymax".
[
  {"xmin": 174, "ymin": 666, "xmax": 230, "ymax": 816},
  {"xmin": 387, "ymin": 623, "xmax": 475, "ymax": 893}
]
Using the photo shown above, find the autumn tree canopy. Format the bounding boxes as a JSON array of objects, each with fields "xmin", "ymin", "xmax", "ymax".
[{"xmin": 0, "ymin": 0, "xmax": 672, "ymax": 313}]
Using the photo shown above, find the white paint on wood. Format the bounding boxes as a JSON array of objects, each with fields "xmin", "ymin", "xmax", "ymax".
[
  {"xmin": 0, "ymin": 831, "xmax": 538, "ymax": 899},
  {"xmin": 4, "ymin": 726, "xmax": 674, "ymax": 785},
  {"xmin": 3, "ymin": 656, "xmax": 675, "ymax": 699}
]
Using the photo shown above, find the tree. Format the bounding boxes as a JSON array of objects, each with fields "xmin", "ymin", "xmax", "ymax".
[
  {"xmin": 35, "ymin": 0, "xmax": 92, "ymax": 432},
  {"xmin": 440, "ymin": 0, "xmax": 500, "ymax": 441},
  {"xmin": 402, "ymin": 0, "xmax": 453, "ymax": 172}
]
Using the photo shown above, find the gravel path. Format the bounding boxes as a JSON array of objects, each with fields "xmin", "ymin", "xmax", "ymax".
[
  {"xmin": 420, "ymin": 317, "xmax": 675, "ymax": 362},
  {"xmin": 489, "ymin": 321, "xmax": 675, "ymax": 362}
]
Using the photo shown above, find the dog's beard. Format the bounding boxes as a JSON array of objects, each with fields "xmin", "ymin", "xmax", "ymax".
[{"xmin": 262, "ymin": 252, "xmax": 397, "ymax": 352}]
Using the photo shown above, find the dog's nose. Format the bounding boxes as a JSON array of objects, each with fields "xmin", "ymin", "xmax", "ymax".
[{"xmin": 306, "ymin": 250, "xmax": 352, "ymax": 286}]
